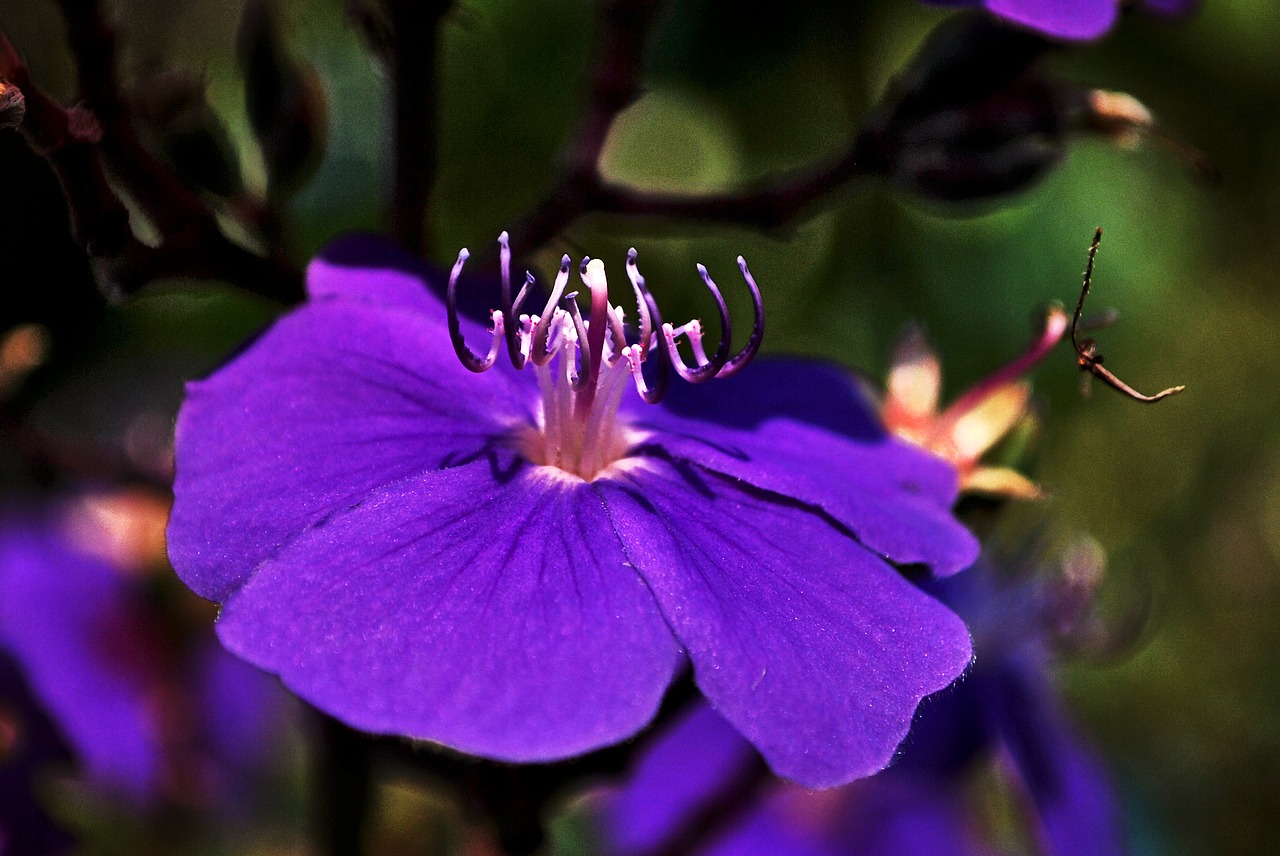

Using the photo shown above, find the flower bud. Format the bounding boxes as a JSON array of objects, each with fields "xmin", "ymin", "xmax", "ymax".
[
  {"xmin": 238, "ymin": 0, "xmax": 328, "ymax": 204},
  {"xmin": 131, "ymin": 70, "xmax": 243, "ymax": 200},
  {"xmin": 857, "ymin": 13, "xmax": 1086, "ymax": 202}
]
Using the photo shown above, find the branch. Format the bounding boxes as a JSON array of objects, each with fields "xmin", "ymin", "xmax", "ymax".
[
  {"xmin": 315, "ymin": 713, "xmax": 374, "ymax": 856},
  {"xmin": 510, "ymin": 0, "xmax": 668, "ymax": 253},
  {"xmin": 388, "ymin": 0, "xmax": 453, "ymax": 254},
  {"xmin": 0, "ymin": 30, "xmax": 131, "ymax": 256},
  {"xmin": 592, "ymin": 145, "xmax": 867, "ymax": 230},
  {"xmin": 0, "ymin": 9, "xmax": 305, "ymax": 303},
  {"xmin": 53, "ymin": 0, "xmax": 210, "ymax": 238},
  {"xmin": 107, "ymin": 227, "xmax": 304, "ymax": 302}
]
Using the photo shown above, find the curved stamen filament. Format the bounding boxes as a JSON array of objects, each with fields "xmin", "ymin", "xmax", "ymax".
[
  {"xmin": 625, "ymin": 249, "xmax": 655, "ymax": 355},
  {"xmin": 447, "ymin": 249, "xmax": 504, "ymax": 372},
  {"xmin": 624, "ymin": 262, "xmax": 670, "ymax": 404},
  {"xmin": 512, "ymin": 271, "xmax": 535, "ymax": 319},
  {"xmin": 530, "ymin": 255, "xmax": 572, "ymax": 366},
  {"xmin": 663, "ymin": 264, "xmax": 733, "ymax": 383},
  {"xmin": 563, "ymin": 292, "xmax": 592, "ymax": 393},
  {"xmin": 445, "ymin": 234, "xmax": 767, "ymax": 477},
  {"xmin": 498, "ymin": 231, "xmax": 524, "ymax": 369},
  {"xmin": 717, "ymin": 256, "xmax": 765, "ymax": 378}
]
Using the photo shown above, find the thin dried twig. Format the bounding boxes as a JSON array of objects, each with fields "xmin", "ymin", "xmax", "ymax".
[{"xmin": 1071, "ymin": 227, "xmax": 1184, "ymax": 403}]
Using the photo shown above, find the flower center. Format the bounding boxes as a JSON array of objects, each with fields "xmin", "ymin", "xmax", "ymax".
[{"xmin": 447, "ymin": 233, "xmax": 765, "ymax": 481}]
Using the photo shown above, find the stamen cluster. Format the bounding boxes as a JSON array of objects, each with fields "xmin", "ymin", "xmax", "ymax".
[{"xmin": 447, "ymin": 233, "xmax": 764, "ymax": 480}]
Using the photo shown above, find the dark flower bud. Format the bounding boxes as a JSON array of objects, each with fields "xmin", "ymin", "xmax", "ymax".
[
  {"xmin": 856, "ymin": 13, "xmax": 1089, "ymax": 202},
  {"xmin": 237, "ymin": 0, "xmax": 328, "ymax": 205},
  {"xmin": 131, "ymin": 69, "xmax": 244, "ymax": 200},
  {"xmin": 0, "ymin": 80, "xmax": 25, "ymax": 131}
]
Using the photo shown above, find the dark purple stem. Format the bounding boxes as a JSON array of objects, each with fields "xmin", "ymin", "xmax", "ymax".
[
  {"xmin": 388, "ymin": 0, "xmax": 453, "ymax": 254},
  {"xmin": 316, "ymin": 713, "xmax": 374, "ymax": 856},
  {"xmin": 510, "ymin": 0, "xmax": 668, "ymax": 253},
  {"xmin": 54, "ymin": 0, "xmax": 211, "ymax": 238},
  {"xmin": 594, "ymin": 144, "xmax": 866, "ymax": 228}
]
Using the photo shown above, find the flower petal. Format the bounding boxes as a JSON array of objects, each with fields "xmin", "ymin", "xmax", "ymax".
[
  {"xmin": 988, "ymin": 663, "xmax": 1125, "ymax": 856},
  {"xmin": 606, "ymin": 703, "xmax": 760, "ymax": 856},
  {"xmin": 0, "ymin": 653, "xmax": 77, "ymax": 856},
  {"xmin": 985, "ymin": 0, "xmax": 1117, "ymax": 41},
  {"xmin": 633, "ymin": 409, "xmax": 978, "ymax": 576},
  {"xmin": 962, "ymin": 466, "xmax": 1044, "ymax": 500},
  {"xmin": 836, "ymin": 776, "xmax": 993, "ymax": 856},
  {"xmin": 168, "ymin": 297, "xmax": 531, "ymax": 602},
  {"xmin": 0, "ymin": 518, "xmax": 160, "ymax": 799},
  {"xmin": 307, "ymin": 235, "xmax": 445, "ymax": 312},
  {"xmin": 597, "ymin": 462, "xmax": 973, "ymax": 787},
  {"xmin": 653, "ymin": 357, "xmax": 884, "ymax": 440},
  {"xmin": 1140, "ymin": 0, "xmax": 1198, "ymax": 16},
  {"xmin": 214, "ymin": 458, "xmax": 681, "ymax": 760},
  {"xmin": 193, "ymin": 640, "xmax": 290, "ymax": 772},
  {"xmin": 707, "ymin": 797, "xmax": 834, "ymax": 856}
]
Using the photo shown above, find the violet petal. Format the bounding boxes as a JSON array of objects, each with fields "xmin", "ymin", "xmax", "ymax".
[
  {"xmin": 985, "ymin": 0, "xmax": 1118, "ymax": 41},
  {"xmin": 306, "ymin": 235, "xmax": 444, "ymax": 312},
  {"xmin": 0, "ymin": 652, "xmax": 76, "ymax": 856},
  {"xmin": 1140, "ymin": 0, "xmax": 1198, "ymax": 17},
  {"xmin": 168, "ymin": 296, "xmax": 530, "ymax": 602},
  {"xmin": 654, "ymin": 357, "xmax": 884, "ymax": 441},
  {"xmin": 194, "ymin": 640, "xmax": 290, "ymax": 771},
  {"xmin": 214, "ymin": 457, "xmax": 681, "ymax": 760},
  {"xmin": 606, "ymin": 703, "xmax": 759, "ymax": 856},
  {"xmin": 0, "ymin": 519, "xmax": 160, "ymax": 799},
  {"xmin": 632, "ymin": 407, "xmax": 978, "ymax": 577},
  {"xmin": 597, "ymin": 462, "xmax": 973, "ymax": 787},
  {"xmin": 835, "ymin": 776, "xmax": 993, "ymax": 856},
  {"xmin": 706, "ymin": 799, "xmax": 833, "ymax": 856},
  {"xmin": 988, "ymin": 663, "xmax": 1126, "ymax": 856}
]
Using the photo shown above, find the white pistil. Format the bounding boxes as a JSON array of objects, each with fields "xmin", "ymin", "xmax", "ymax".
[{"xmin": 518, "ymin": 263, "xmax": 638, "ymax": 479}]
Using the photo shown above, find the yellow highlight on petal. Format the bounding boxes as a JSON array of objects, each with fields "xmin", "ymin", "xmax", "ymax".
[
  {"xmin": 886, "ymin": 328, "xmax": 941, "ymax": 422},
  {"xmin": 961, "ymin": 467, "xmax": 1045, "ymax": 501},
  {"xmin": 950, "ymin": 382, "xmax": 1031, "ymax": 462}
]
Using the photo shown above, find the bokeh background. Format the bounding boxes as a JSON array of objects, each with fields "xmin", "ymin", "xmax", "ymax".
[{"xmin": 1, "ymin": 0, "xmax": 1277, "ymax": 853}]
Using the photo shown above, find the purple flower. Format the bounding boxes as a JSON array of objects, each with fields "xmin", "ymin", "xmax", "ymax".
[
  {"xmin": 1, "ymin": 652, "xmax": 76, "ymax": 856},
  {"xmin": 0, "ymin": 500, "xmax": 288, "ymax": 807},
  {"xmin": 167, "ymin": 235, "xmax": 979, "ymax": 787},
  {"xmin": 925, "ymin": 0, "xmax": 1198, "ymax": 41},
  {"xmin": 0, "ymin": 508, "xmax": 161, "ymax": 800},
  {"xmin": 602, "ymin": 549, "xmax": 1126, "ymax": 856}
]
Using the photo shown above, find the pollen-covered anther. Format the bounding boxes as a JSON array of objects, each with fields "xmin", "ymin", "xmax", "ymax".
[{"xmin": 446, "ymin": 235, "xmax": 765, "ymax": 479}]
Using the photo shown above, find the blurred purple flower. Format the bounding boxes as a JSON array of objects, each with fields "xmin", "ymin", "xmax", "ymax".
[
  {"xmin": 1, "ymin": 652, "xmax": 76, "ymax": 856},
  {"xmin": 0, "ymin": 501, "xmax": 288, "ymax": 811},
  {"xmin": 602, "ymin": 551, "xmax": 1125, "ymax": 856},
  {"xmin": 168, "ymin": 235, "xmax": 979, "ymax": 788},
  {"xmin": 925, "ymin": 0, "xmax": 1198, "ymax": 41},
  {"xmin": 0, "ymin": 509, "xmax": 161, "ymax": 801}
]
